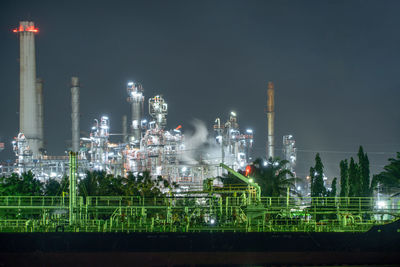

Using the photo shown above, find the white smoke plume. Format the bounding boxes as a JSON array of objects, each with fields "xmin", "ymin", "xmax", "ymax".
[{"xmin": 181, "ymin": 119, "xmax": 221, "ymax": 166}]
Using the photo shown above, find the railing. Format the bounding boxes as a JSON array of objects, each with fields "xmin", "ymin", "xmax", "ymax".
[
  {"xmin": 0, "ymin": 196, "xmax": 71, "ymax": 208},
  {"xmin": 0, "ymin": 196, "xmax": 398, "ymax": 233}
]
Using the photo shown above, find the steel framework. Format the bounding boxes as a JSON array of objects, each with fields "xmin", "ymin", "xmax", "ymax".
[{"xmin": 0, "ymin": 195, "xmax": 398, "ymax": 233}]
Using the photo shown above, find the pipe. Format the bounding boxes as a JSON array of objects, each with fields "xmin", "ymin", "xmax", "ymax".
[
  {"xmin": 17, "ymin": 21, "xmax": 40, "ymax": 158},
  {"xmin": 122, "ymin": 115, "xmax": 128, "ymax": 143},
  {"xmin": 36, "ymin": 78, "xmax": 44, "ymax": 153},
  {"xmin": 267, "ymin": 81, "xmax": 274, "ymax": 159},
  {"xmin": 71, "ymin": 77, "xmax": 80, "ymax": 152}
]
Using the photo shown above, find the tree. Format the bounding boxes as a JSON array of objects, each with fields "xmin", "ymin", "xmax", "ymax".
[
  {"xmin": 358, "ymin": 146, "xmax": 371, "ymax": 197},
  {"xmin": 339, "ymin": 159, "xmax": 349, "ymax": 197},
  {"xmin": 310, "ymin": 153, "xmax": 326, "ymax": 198},
  {"xmin": 348, "ymin": 157, "xmax": 359, "ymax": 197},
  {"xmin": 44, "ymin": 179, "xmax": 61, "ymax": 196},
  {"xmin": 0, "ymin": 171, "xmax": 43, "ymax": 196},
  {"xmin": 374, "ymin": 152, "xmax": 400, "ymax": 196},
  {"xmin": 251, "ymin": 157, "xmax": 298, "ymax": 197},
  {"xmin": 329, "ymin": 177, "xmax": 337, "ymax": 197}
]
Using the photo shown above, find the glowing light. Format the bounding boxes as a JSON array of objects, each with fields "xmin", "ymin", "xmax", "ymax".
[
  {"xmin": 210, "ymin": 218, "xmax": 215, "ymax": 225},
  {"xmin": 182, "ymin": 167, "xmax": 187, "ymax": 172},
  {"xmin": 230, "ymin": 111, "xmax": 236, "ymax": 117},
  {"xmin": 175, "ymin": 125, "xmax": 182, "ymax": 130},
  {"xmin": 13, "ymin": 25, "xmax": 39, "ymax": 33},
  {"xmin": 246, "ymin": 129, "xmax": 253, "ymax": 134},
  {"xmin": 245, "ymin": 165, "xmax": 251, "ymax": 176},
  {"xmin": 249, "ymin": 178, "xmax": 254, "ymax": 183},
  {"xmin": 377, "ymin": 200, "xmax": 387, "ymax": 209}
]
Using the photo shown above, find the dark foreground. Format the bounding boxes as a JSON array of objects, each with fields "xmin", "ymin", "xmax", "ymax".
[{"xmin": 0, "ymin": 220, "xmax": 399, "ymax": 266}]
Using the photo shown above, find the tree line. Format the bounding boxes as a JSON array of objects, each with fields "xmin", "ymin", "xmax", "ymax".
[
  {"xmin": 0, "ymin": 146, "xmax": 399, "ymax": 198},
  {"xmin": 0, "ymin": 170, "xmax": 178, "ymax": 198}
]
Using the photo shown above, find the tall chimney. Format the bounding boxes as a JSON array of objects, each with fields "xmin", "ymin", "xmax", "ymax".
[
  {"xmin": 267, "ymin": 81, "xmax": 275, "ymax": 159},
  {"xmin": 14, "ymin": 21, "xmax": 40, "ymax": 158},
  {"xmin": 71, "ymin": 77, "xmax": 80, "ymax": 152},
  {"xmin": 36, "ymin": 78, "xmax": 44, "ymax": 152},
  {"xmin": 122, "ymin": 115, "xmax": 128, "ymax": 143}
]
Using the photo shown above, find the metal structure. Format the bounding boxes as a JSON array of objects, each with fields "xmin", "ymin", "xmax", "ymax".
[
  {"xmin": 127, "ymin": 81, "xmax": 144, "ymax": 145},
  {"xmin": 0, "ymin": 194, "xmax": 398, "ymax": 233},
  {"xmin": 149, "ymin": 95, "xmax": 168, "ymax": 129},
  {"xmin": 69, "ymin": 151, "xmax": 78, "ymax": 225},
  {"xmin": 214, "ymin": 112, "xmax": 253, "ymax": 169},
  {"xmin": 266, "ymin": 81, "xmax": 274, "ymax": 159},
  {"xmin": 71, "ymin": 77, "xmax": 80, "ymax": 153},
  {"xmin": 283, "ymin": 134, "xmax": 296, "ymax": 174},
  {"xmin": 122, "ymin": 115, "xmax": 128, "ymax": 143},
  {"xmin": 14, "ymin": 21, "xmax": 41, "ymax": 159},
  {"xmin": 36, "ymin": 78, "xmax": 44, "ymax": 153}
]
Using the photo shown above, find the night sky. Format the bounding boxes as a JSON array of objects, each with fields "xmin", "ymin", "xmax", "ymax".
[{"xmin": 0, "ymin": 0, "xmax": 399, "ymax": 179}]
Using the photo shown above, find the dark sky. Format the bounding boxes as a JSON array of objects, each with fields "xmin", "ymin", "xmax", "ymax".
[{"xmin": 0, "ymin": 0, "xmax": 399, "ymax": 178}]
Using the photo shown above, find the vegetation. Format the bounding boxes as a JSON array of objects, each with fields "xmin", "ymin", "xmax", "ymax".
[
  {"xmin": 374, "ymin": 152, "xmax": 400, "ymax": 196},
  {"xmin": 338, "ymin": 146, "xmax": 377, "ymax": 198},
  {"xmin": 310, "ymin": 153, "xmax": 326, "ymax": 197},
  {"xmin": 0, "ymin": 170, "xmax": 177, "ymax": 197},
  {"xmin": 252, "ymin": 157, "xmax": 299, "ymax": 197}
]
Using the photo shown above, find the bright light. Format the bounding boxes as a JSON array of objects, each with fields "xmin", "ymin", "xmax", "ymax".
[
  {"xmin": 377, "ymin": 200, "xmax": 387, "ymax": 209},
  {"xmin": 127, "ymin": 82, "xmax": 134, "ymax": 86},
  {"xmin": 246, "ymin": 129, "xmax": 253, "ymax": 134},
  {"xmin": 230, "ymin": 111, "xmax": 236, "ymax": 117},
  {"xmin": 182, "ymin": 167, "xmax": 187, "ymax": 172},
  {"xmin": 249, "ymin": 178, "xmax": 254, "ymax": 183},
  {"xmin": 141, "ymin": 119, "xmax": 147, "ymax": 123},
  {"xmin": 297, "ymin": 186, "xmax": 301, "ymax": 191},
  {"xmin": 273, "ymin": 162, "xmax": 279, "ymax": 167},
  {"xmin": 263, "ymin": 161, "xmax": 268, "ymax": 166},
  {"xmin": 210, "ymin": 218, "xmax": 215, "ymax": 225},
  {"xmin": 13, "ymin": 25, "xmax": 39, "ymax": 33}
]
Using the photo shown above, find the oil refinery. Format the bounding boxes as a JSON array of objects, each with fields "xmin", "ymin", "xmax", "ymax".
[
  {"xmin": 2, "ymin": 20, "xmax": 266, "ymax": 189},
  {"xmin": 1, "ymin": 20, "xmax": 400, "ymax": 266}
]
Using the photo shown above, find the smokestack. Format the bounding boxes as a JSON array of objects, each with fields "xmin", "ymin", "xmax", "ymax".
[
  {"xmin": 14, "ymin": 21, "xmax": 40, "ymax": 158},
  {"xmin": 122, "ymin": 115, "xmax": 128, "ymax": 143},
  {"xmin": 36, "ymin": 78, "xmax": 44, "ymax": 152},
  {"xmin": 267, "ymin": 81, "xmax": 275, "ymax": 159},
  {"xmin": 71, "ymin": 77, "xmax": 80, "ymax": 152}
]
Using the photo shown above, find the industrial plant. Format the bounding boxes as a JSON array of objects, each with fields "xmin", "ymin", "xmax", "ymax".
[
  {"xmin": 2, "ymin": 20, "xmax": 284, "ymax": 189},
  {"xmin": 0, "ymin": 21, "xmax": 399, "ymax": 266}
]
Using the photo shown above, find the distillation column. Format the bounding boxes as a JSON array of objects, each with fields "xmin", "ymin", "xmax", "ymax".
[
  {"xmin": 266, "ymin": 81, "xmax": 275, "ymax": 159},
  {"xmin": 127, "ymin": 82, "xmax": 144, "ymax": 145},
  {"xmin": 71, "ymin": 77, "xmax": 80, "ymax": 152},
  {"xmin": 36, "ymin": 78, "xmax": 44, "ymax": 152},
  {"xmin": 14, "ymin": 21, "xmax": 40, "ymax": 158}
]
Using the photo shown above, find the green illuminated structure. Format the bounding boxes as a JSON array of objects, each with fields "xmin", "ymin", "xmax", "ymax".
[{"xmin": 0, "ymin": 154, "xmax": 398, "ymax": 233}]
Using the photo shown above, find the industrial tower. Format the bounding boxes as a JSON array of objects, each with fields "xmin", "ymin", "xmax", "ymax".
[
  {"xmin": 266, "ymin": 81, "xmax": 275, "ymax": 159},
  {"xmin": 127, "ymin": 82, "xmax": 144, "ymax": 145},
  {"xmin": 13, "ymin": 21, "xmax": 42, "ymax": 158}
]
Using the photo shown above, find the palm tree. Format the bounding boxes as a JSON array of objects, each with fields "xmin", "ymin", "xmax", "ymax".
[
  {"xmin": 251, "ymin": 158, "xmax": 299, "ymax": 197},
  {"xmin": 374, "ymin": 152, "xmax": 400, "ymax": 196}
]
